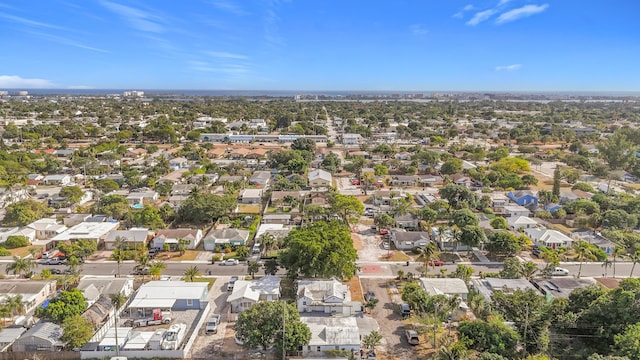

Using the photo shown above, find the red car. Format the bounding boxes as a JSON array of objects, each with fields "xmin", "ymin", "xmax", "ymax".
[
  {"xmin": 428, "ymin": 260, "xmax": 445, "ymax": 266},
  {"xmin": 379, "ymin": 229, "xmax": 389, "ymax": 235},
  {"xmin": 351, "ymin": 179, "xmax": 360, "ymax": 185}
]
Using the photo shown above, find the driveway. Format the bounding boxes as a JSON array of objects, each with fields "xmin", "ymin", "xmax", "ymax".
[
  {"xmin": 354, "ymin": 223, "xmax": 385, "ymax": 262},
  {"xmin": 360, "ymin": 278, "xmax": 415, "ymax": 360}
]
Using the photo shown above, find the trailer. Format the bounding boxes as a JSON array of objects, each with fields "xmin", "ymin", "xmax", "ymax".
[{"xmin": 161, "ymin": 323, "xmax": 187, "ymax": 350}]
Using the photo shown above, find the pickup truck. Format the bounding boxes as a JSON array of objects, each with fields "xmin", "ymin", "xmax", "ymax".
[
  {"xmin": 133, "ymin": 309, "xmax": 171, "ymax": 327},
  {"xmin": 205, "ymin": 314, "xmax": 221, "ymax": 334}
]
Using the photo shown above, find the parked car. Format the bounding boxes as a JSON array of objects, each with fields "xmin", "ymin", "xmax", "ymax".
[
  {"xmin": 45, "ymin": 257, "xmax": 66, "ymax": 265},
  {"xmin": 401, "ymin": 303, "xmax": 411, "ymax": 318},
  {"xmin": 220, "ymin": 259, "xmax": 240, "ymax": 266},
  {"xmin": 381, "ymin": 241, "xmax": 390, "ymax": 250},
  {"xmin": 49, "ymin": 268, "xmax": 62, "ymax": 275},
  {"xmin": 532, "ymin": 249, "xmax": 542, "ymax": 257},
  {"xmin": 351, "ymin": 179, "xmax": 360, "ymax": 185},
  {"xmin": 227, "ymin": 276, "xmax": 239, "ymax": 291},
  {"xmin": 405, "ymin": 329, "xmax": 420, "ymax": 345},
  {"xmin": 132, "ymin": 266, "xmax": 150, "ymax": 275},
  {"xmin": 551, "ymin": 267, "xmax": 569, "ymax": 276},
  {"xmin": 428, "ymin": 260, "xmax": 445, "ymax": 266},
  {"xmin": 379, "ymin": 229, "xmax": 388, "ymax": 235}
]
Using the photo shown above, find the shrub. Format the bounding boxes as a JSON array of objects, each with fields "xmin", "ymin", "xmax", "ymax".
[
  {"xmin": 0, "ymin": 247, "xmax": 11, "ymax": 256},
  {"xmin": 4, "ymin": 236, "xmax": 30, "ymax": 249}
]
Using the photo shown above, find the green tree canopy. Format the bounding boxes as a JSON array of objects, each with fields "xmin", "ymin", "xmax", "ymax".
[
  {"xmin": 37, "ymin": 289, "xmax": 87, "ymax": 323},
  {"xmin": 3, "ymin": 199, "xmax": 50, "ymax": 226},
  {"xmin": 487, "ymin": 231, "xmax": 522, "ymax": 257},
  {"xmin": 61, "ymin": 315, "xmax": 94, "ymax": 349},
  {"xmin": 458, "ymin": 318, "xmax": 520, "ymax": 358}
]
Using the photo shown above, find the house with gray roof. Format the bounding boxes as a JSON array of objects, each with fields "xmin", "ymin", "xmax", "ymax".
[
  {"xmin": 12, "ymin": 322, "xmax": 64, "ymax": 352},
  {"xmin": 0, "ymin": 280, "xmax": 57, "ymax": 315},
  {"xmin": 301, "ymin": 316, "xmax": 360, "ymax": 356},
  {"xmin": 128, "ymin": 281, "xmax": 208, "ymax": 317},
  {"xmin": 0, "ymin": 327, "xmax": 26, "ymax": 351},
  {"xmin": 308, "ymin": 169, "xmax": 332, "ymax": 187},
  {"xmin": 249, "ymin": 171, "xmax": 271, "ymax": 187},
  {"xmin": 419, "ymin": 278, "xmax": 469, "ymax": 299},
  {"xmin": 472, "ymin": 278, "xmax": 540, "ymax": 301},
  {"xmin": 103, "ymin": 229, "xmax": 151, "ymax": 250},
  {"xmin": 228, "ymin": 276, "xmax": 281, "ymax": 313},
  {"xmin": 296, "ymin": 279, "xmax": 360, "ymax": 315},
  {"xmin": 390, "ymin": 229, "xmax": 430, "ymax": 250},
  {"xmin": 203, "ymin": 228, "xmax": 250, "ymax": 250}
]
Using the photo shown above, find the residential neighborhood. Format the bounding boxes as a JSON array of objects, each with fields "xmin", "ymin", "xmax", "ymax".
[{"xmin": 1, "ymin": 94, "xmax": 640, "ymax": 360}]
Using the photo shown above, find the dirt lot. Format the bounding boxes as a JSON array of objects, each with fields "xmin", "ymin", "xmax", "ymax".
[{"xmin": 360, "ymin": 278, "xmax": 415, "ymax": 360}]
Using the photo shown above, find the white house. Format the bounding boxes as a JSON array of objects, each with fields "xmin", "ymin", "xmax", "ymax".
[
  {"xmin": 51, "ymin": 221, "xmax": 120, "ymax": 245},
  {"xmin": 507, "ymin": 216, "xmax": 538, "ymax": 230},
  {"xmin": 151, "ymin": 228, "xmax": 203, "ymax": 250},
  {"xmin": 42, "ymin": 174, "xmax": 72, "ymax": 186},
  {"xmin": 301, "ymin": 316, "xmax": 361, "ymax": 356},
  {"xmin": 126, "ymin": 190, "xmax": 159, "ymax": 207},
  {"xmin": 296, "ymin": 279, "xmax": 360, "ymax": 315},
  {"xmin": 103, "ymin": 229, "xmax": 150, "ymax": 250},
  {"xmin": 503, "ymin": 205, "xmax": 530, "ymax": 218},
  {"xmin": 239, "ymin": 188, "xmax": 263, "ymax": 204},
  {"xmin": 308, "ymin": 169, "xmax": 332, "ymax": 187},
  {"xmin": 202, "ymin": 228, "xmax": 250, "ymax": 250},
  {"xmin": 228, "ymin": 276, "xmax": 281, "ymax": 313},
  {"xmin": 524, "ymin": 228, "xmax": 573, "ymax": 249},
  {"xmin": 390, "ymin": 229, "xmax": 430, "ymax": 250},
  {"xmin": 0, "ymin": 227, "xmax": 36, "ymax": 245},
  {"xmin": 77, "ymin": 277, "xmax": 134, "ymax": 308},
  {"xmin": 419, "ymin": 278, "xmax": 469, "ymax": 299},
  {"xmin": 0, "ymin": 280, "xmax": 57, "ymax": 315},
  {"xmin": 342, "ymin": 133, "xmax": 362, "ymax": 145}
]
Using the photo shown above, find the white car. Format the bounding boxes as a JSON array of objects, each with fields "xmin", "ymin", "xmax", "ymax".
[
  {"xmin": 220, "ymin": 259, "xmax": 240, "ymax": 266},
  {"xmin": 381, "ymin": 241, "xmax": 390, "ymax": 250},
  {"xmin": 551, "ymin": 267, "xmax": 569, "ymax": 276}
]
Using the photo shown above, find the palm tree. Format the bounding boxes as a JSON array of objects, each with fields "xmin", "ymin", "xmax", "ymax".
[
  {"xmin": 418, "ymin": 243, "xmax": 440, "ymax": 275},
  {"xmin": 136, "ymin": 253, "xmax": 150, "ymax": 282},
  {"xmin": 601, "ymin": 258, "xmax": 612, "ymax": 277},
  {"xmin": 0, "ymin": 305, "xmax": 10, "ymax": 326},
  {"xmin": 573, "ymin": 241, "xmax": 595, "ymax": 279},
  {"xmin": 2, "ymin": 295, "xmax": 25, "ymax": 318},
  {"xmin": 183, "ymin": 266, "xmax": 201, "ymax": 282},
  {"xmin": 149, "ymin": 261, "xmax": 166, "ymax": 280},
  {"xmin": 112, "ymin": 236, "xmax": 127, "ymax": 278},
  {"xmin": 5, "ymin": 256, "xmax": 36, "ymax": 278},
  {"xmin": 261, "ymin": 233, "xmax": 276, "ymax": 257},
  {"xmin": 109, "ymin": 293, "xmax": 128, "ymax": 357},
  {"xmin": 436, "ymin": 345, "xmax": 469, "ymax": 360},
  {"xmin": 612, "ymin": 246, "xmax": 626, "ymax": 278},
  {"xmin": 630, "ymin": 250, "xmax": 640, "ymax": 278}
]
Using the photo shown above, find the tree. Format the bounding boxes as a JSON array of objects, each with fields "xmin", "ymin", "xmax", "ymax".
[
  {"xmin": 36, "ymin": 289, "xmax": 87, "ymax": 323},
  {"xmin": 612, "ymin": 246, "xmax": 626, "ymax": 278},
  {"xmin": 235, "ymin": 301, "xmax": 311, "ymax": 354},
  {"xmin": 127, "ymin": 205, "xmax": 166, "ymax": 229},
  {"xmin": 500, "ymin": 257, "xmax": 524, "ymax": 279},
  {"xmin": 93, "ymin": 178, "xmax": 120, "ymax": 193},
  {"xmin": 5, "ymin": 256, "xmax": 36, "ymax": 278},
  {"xmin": 149, "ymin": 261, "xmax": 166, "ymax": 280},
  {"xmin": 452, "ymin": 208, "xmax": 479, "ymax": 228},
  {"xmin": 441, "ymin": 158, "xmax": 463, "ymax": 175},
  {"xmin": 3, "ymin": 199, "xmax": 50, "ymax": 226},
  {"xmin": 487, "ymin": 231, "xmax": 521, "ymax": 257},
  {"xmin": 440, "ymin": 184, "xmax": 478, "ymax": 210},
  {"xmin": 3, "ymin": 235, "xmax": 30, "ymax": 249},
  {"xmin": 176, "ymin": 238, "xmax": 190, "ymax": 256},
  {"xmin": 521, "ymin": 174, "xmax": 538, "ymax": 186},
  {"xmin": 291, "ymin": 137, "xmax": 316, "ymax": 153},
  {"xmin": 247, "ymin": 260, "xmax": 260, "ymax": 279},
  {"xmin": 490, "ymin": 217, "xmax": 508, "ymax": 230},
  {"xmin": 362, "ymin": 330, "xmax": 382, "ymax": 353},
  {"xmin": 279, "ymin": 221, "xmax": 358, "ymax": 279},
  {"xmin": 264, "ymin": 258, "xmax": 279, "ymax": 275},
  {"xmin": 613, "ymin": 323, "xmax": 640, "ymax": 360},
  {"xmin": 374, "ymin": 164, "xmax": 388, "ymax": 176},
  {"xmin": 598, "ymin": 130, "xmax": 636, "ymax": 194},
  {"xmin": 574, "ymin": 240, "xmax": 596, "ymax": 278},
  {"xmin": 61, "ymin": 315, "xmax": 94, "ymax": 350},
  {"xmin": 236, "ymin": 246, "xmax": 249, "ymax": 260},
  {"xmin": 459, "ymin": 225, "xmax": 484, "ymax": 253},
  {"xmin": 329, "ymin": 194, "xmax": 364, "ymax": 224},
  {"xmin": 458, "ymin": 318, "xmax": 520, "ymax": 358},
  {"xmin": 417, "ymin": 242, "xmax": 440, "ymax": 275},
  {"xmin": 2, "ymin": 295, "xmax": 24, "ymax": 318},
  {"xmin": 451, "ymin": 264, "xmax": 474, "ymax": 282},
  {"xmin": 260, "ymin": 232, "xmax": 276, "ymax": 257},
  {"xmin": 183, "ymin": 266, "xmax": 201, "ymax": 282},
  {"xmin": 59, "ymin": 185, "xmax": 84, "ymax": 205},
  {"xmin": 374, "ymin": 213, "xmax": 395, "ymax": 230},
  {"xmin": 552, "ymin": 167, "xmax": 562, "ymax": 197},
  {"xmin": 177, "ymin": 193, "xmax": 237, "ymax": 224}
]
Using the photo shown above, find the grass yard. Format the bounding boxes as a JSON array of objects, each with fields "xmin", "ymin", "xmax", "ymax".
[
  {"xmin": 351, "ymin": 233, "xmax": 364, "ymax": 251},
  {"xmin": 235, "ymin": 204, "xmax": 262, "ymax": 214},
  {"xmin": 345, "ymin": 277, "xmax": 364, "ymax": 302},
  {"xmin": 190, "ymin": 277, "xmax": 216, "ymax": 290},
  {"xmin": 167, "ymin": 250, "xmax": 199, "ymax": 261},
  {"xmin": 380, "ymin": 250, "xmax": 411, "ymax": 261},
  {"xmin": 9, "ymin": 246, "xmax": 36, "ymax": 258}
]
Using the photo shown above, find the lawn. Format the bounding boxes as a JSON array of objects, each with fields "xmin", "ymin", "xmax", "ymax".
[
  {"xmin": 380, "ymin": 250, "xmax": 411, "ymax": 261},
  {"xmin": 345, "ymin": 277, "xmax": 364, "ymax": 302},
  {"xmin": 190, "ymin": 277, "xmax": 216, "ymax": 290},
  {"xmin": 9, "ymin": 246, "xmax": 37, "ymax": 258},
  {"xmin": 236, "ymin": 204, "xmax": 262, "ymax": 214},
  {"xmin": 167, "ymin": 250, "xmax": 199, "ymax": 261},
  {"xmin": 351, "ymin": 233, "xmax": 364, "ymax": 251}
]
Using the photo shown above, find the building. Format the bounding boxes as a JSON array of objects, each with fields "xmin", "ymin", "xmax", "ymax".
[
  {"xmin": 472, "ymin": 278, "xmax": 540, "ymax": 301},
  {"xmin": 26, "ymin": 218, "xmax": 67, "ymax": 240},
  {"xmin": 51, "ymin": 221, "xmax": 120, "ymax": 246},
  {"xmin": 42, "ymin": 174, "xmax": 72, "ymax": 186},
  {"xmin": 301, "ymin": 316, "xmax": 361, "ymax": 356},
  {"xmin": 0, "ymin": 280, "xmax": 57, "ymax": 315},
  {"xmin": 249, "ymin": 171, "xmax": 271, "ymax": 187},
  {"xmin": 419, "ymin": 278, "xmax": 469, "ymax": 299},
  {"xmin": 239, "ymin": 188, "xmax": 263, "ymax": 204},
  {"xmin": 12, "ymin": 322, "xmax": 64, "ymax": 352},
  {"xmin": 308, "ymin": 169, "xmax": 332, "ymax": 187},
  {"xmin": 77, "ymin": 277, "xmax": 134, "ymax": 308},
  {"xmin": 390, "ymin": 175, "xmax": 419, "ymax": 187},
  {"xmin": 0, "ymin": 227, "xmax": 35, "ymax": 246},
  {"xmin": 0, "ymin": 327, "xmax": 26, "ymax": 352},
  {"xmin": 103, "ymin": 229, "xmax": 151, "ymax": 250},
  {"xmin": 531, "ymin": 277, "xmax": 597, "ymax": 299},
  {"xmin": 202, "ymin": 228, "xmax": 250, "ymax": 250},
  {"xmin": 228, "ymin": 276, "xmax": 281, "ymax": 313},
  {"xmin": 571, "ymin": 229, "xmax": 616, "ymax": 255},
  {"xmin": 432, "ymin": 227, "xmax": 473, "ymax": 252},
  {"xmin": 503, "ymin": 205, "xmax": 531, "ymax": 218},
  {"xmin": 128, "ymin": 281, "xmax": 208, "ymax": 317},
  {"xmin": 390, "ymin": 229, "xmax": 430, "ymax": 250},
  {"xmin": 507, "ymin": 190, "xmax": 538, "ymax": 207},
  {"xmin": 296, "ymin": 279, "xmax": 360, "ymax": 315},
  {"xmin": 507, "ymin": 216, "xmax": 538, "ymax": 230},
  {"xmin": 126, "ymin": 190, "xmax": 159, "ymax": 207},
  {"xmin": 524, "ymin": 228, "xmax": 573, "ymax": 249},
  {"xmin": 151, "ymin": 228, "xmax": 203, "ymax": 250}
]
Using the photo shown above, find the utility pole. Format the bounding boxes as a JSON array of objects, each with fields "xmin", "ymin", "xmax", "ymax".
[
  {"xmin": 282, "ymin": 301, "xmax": 286, "ymax": 360},
  {"xmin": 432, "ymin": 303, "xmax": 439, "ymax": 349},
  {"xmin": 523, "ymin": 303, "xmax": 529, "ymax": 357}
]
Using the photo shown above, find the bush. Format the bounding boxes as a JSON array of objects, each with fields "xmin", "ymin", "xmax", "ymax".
[
  {"xmin": 4, "ymin": 236, "xmax": 30, "ymax": 249},
  {"xmin": 0, "ymin": 247, "xmax": 11, "ymax": 256}
]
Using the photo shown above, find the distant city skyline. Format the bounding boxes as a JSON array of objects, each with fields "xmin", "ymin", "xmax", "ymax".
[{"xmin": 0, "ymin": 1, "xmax": 638, "ymax": 91}]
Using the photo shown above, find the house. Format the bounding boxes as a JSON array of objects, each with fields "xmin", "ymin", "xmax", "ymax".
[
  {"xmin": 301, "ymin": 316, "xmax": 361, "ymax": 356},
  {"xmin": 390, "ymin": 175, "xmax": 419, "ymax": 187},
  {"xmin": 309, "ymin": 192, "xmax": 330, "ymax": 207},
  {"xmin": 239, "ymin": 188, "xmax": 263, "ymax": 204},
  {"xmin": 202, "ymin": 228, "xmax": 250, "ymax": 250},
  {"xmin": 419, "ymin": 278, "xmax": 469, "ymax": 299},
  {"xmin": 207, "ymin": 147, "xmax": 226, "ymax": 159},
  {"xmin": 151, "ymin": 228, "xmax": 203, "ymax": 250},
  {"xmin": 372, "ymin": 190, "xmax": 404, "ymax": 206},
  {"xmin": 127, "ymin": 281, "xmax": 208, "ymax": 316},
  {"xmin": 390, "ymin": 229, "xmax": 430, "ymax": 250},
  {"xmin": 418, "ymin": 174, "xmax": 444, "ymax": 187},
  {"xmin": 543, "ymin": 203, "xmax": 562, "ymax": 214},
  {"xmin": 0, "ymin": 327, "xmax": 26, "ymax": 352},
  {"xmin": 228, "ymin": 276, "xmax": 281, "ymax": 313},
  {"xmin": 507, "ymin": 216, "xmax": 538, "ymax": 230},
  {"xmin": 11, "ymin": 322, "xmax": 64, "ymax": 352},
  {"xmin": 42, "ymin": 174, "xmax": 72, "ymax": 186},
  {"xmin": 524, "ymin": 228, "xmax": 574, "ymax": 249},
  {"xmin": 503, "ymin": 205, "xmax": 530, "ymax": 218},
  {"xmin": 103, "ymin": 229, "xmax": 151, "ymax": 250},
  {"xmin": 125, "ymin": 148, "xmax": 147, "ymax": 158},
  {"xmin": 472, "ymin": 278, "xmax": 540, "ymax": 302},
  {"xmin": 342, "ymin": 133, "xmax": 362, "ymax": 145},
  {"xmin": 170, "ymin": 184, "xmax": 196, "ymax": 196},
  {"xmin": 126, "ymin": 190, "xmax": 159, "ymax": 207},
  {"xmin": 558, "ymin": 190, "xmax": 580, "ymax": 204},
  {"xmin": 507, "ymin": 190, "xmax": 538, "ymax": 207},
  {"xmin": 0, "ymin": 280, "xmax": 57, "ymax": 315},
  {"xmin": 218, "ymin": 175, "xmax": 246, "ymax": 184},
  {"xmin": 82, "ymin": 295, "xmax": 115, "ymax": 328},
  {"xmin": 169, "ymin": 157, "xmax": 189, "ymax": 170},
  {"xmin": 432, "ymin": 227, "xmax": 473, "ymax": 252},
  {"xmin": 490, "ymin": 194, "xmax": 509, "ymax": 213},
  {"xmin": 296, "ymin": 279, "xmax": 360, "ymax": 315},
  {"xmin": 308, "ymin": 169, "xmax": 332, "ymax": 187},
  {"xmin": 77, "ymin": 278, "xmax": 134, "ymax": 307},
  {"xmin": 0, "ymin": 227, "xmax": 36, "ymax": 245},
  {"xmin": 451, "ymin": 174, "xmax": 473, "ymax": 188},
  {"xmin": 51, "ymin": 221, "xmax": 120, "ymax": 246},
  {"xmin": 531, "ymin": 277, "xmax": 597, "ymax": 299},
  {"xmin": 571, "ymin": 229, "xmax": 616, "ymax": 255},
  {"xmin": 26, "ymin": 218, "xmax": 67, "ymax": 240},
  {"xmin": 249, "ymin": 171, "xmax": 271, "ymax": 187},
  {"xmin": 262, "ymin": 214, "xmax": 292, "ymax": 225},
  {"xmin": 394, "ymin": 214, "xmax": 419, "ymax": 229}
]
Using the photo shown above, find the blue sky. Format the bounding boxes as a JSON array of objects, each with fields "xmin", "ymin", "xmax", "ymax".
[{"xmin": 0, "ymin": 0, "xmax": 638, "ymax": 91}]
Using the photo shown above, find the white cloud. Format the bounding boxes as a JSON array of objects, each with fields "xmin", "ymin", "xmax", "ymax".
[
  {"xmin": 495, "ymin": 64, "xmax": 522, "ymax": 71},
  {"xmin": 466, "ymin": 9, "xmax": 496, "ymax": 26},
  {"xmin": 100, "ymin": 1, "xmax": 164, "ymax": 33},
  {"xmin": 463, "ymin": 4, "xmax": 474, "ymax": 11},
  {"xmin": 189, "ymin": 60, "xmax": 249, "ymax": 74},
  {"xmin": 0, "ymin": 12, "xmax": 64, "ymax": 30},
  {"xmin": 410, "ymin": 24, "xmax": 428, "ymax": 35},
  {"xmin": 498, "ymin": 0, "xmax": 511, "ymax": 6},
  {"xmin": 211, "ymin": 1, "xmax": 248, "ymax": 16},
  {"xmin": 496, "ymin": 4, "xmax": 549, "ymax": 24},
  {"xmin": 205, "ymin": 51, "xmax": 248, "ymax": 60},
  {"xmin": 0, "ymin": 75, "xmax": 55, "ymax": 88},
  {"xmin": 28, "ymin": 31, "xmax": 108, "ymax": 53}
]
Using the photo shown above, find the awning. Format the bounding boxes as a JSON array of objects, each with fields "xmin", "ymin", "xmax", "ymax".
[{"xmin": 128, "ymin": 298, "xmax": 175, "ymax": 308}]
